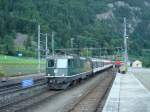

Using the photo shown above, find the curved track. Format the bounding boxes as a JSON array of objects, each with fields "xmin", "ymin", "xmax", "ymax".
[
  {"xmin": 68, "ymin": 70, "xmax": 115, "ymax": 112},
  {"xmin": 0, "ymin": 65, "xmax": 114, "ymax": 112},
  {"xmin": 21, "ymin": 68, "xmax": 115, "ymax": 112}
]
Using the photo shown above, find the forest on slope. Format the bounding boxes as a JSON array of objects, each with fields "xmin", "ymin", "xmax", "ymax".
[{"xmin": 0, "ymin": 0, "xmax": 150, "ymax": 66}]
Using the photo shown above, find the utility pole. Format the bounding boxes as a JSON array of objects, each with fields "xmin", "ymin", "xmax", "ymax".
[
  {"xmin": 45, "ymin": 33, "xmax": 48, "ymax": 59},
  {"xmin": 71, "ymin": 38, "xmax": 74, "ymax": 48},
  {"xmin": 123, "ymin": 17, "xmax": 128, "ymax": 64},
  {"xmin": 70, "ymin": 38, "xmax": 74, "ymax": 54},
  {"xmin": 38, "ymin": 25, "xmax": 41, "ymax": 73},
  {"xmin": 86, "ymin": 48, "xmax": 89, "ymax": 57},
  {"xmin": 99, "ymin": 48, "xmax": 101, "ymax": 58},
  {"xmin": 52, "ymin": 31, "xmax": 55, "ymax": 56}
]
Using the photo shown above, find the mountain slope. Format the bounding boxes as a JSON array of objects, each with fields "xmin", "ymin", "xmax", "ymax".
[{"xmin": 0, "ymin": 0, "xmax": 150, "ymax": 66}]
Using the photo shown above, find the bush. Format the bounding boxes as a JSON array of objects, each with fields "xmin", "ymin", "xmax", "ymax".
[
  {"xmin": 0, "ymin": 66, "xmax": 5, "ymax": 77},
  {"xmin": 80, "ymin": 49, "xmax": 92, "ymax": 57},
  {"xmin": 19, "ymin": 50, "xmax": 36, "ymax": 57}
]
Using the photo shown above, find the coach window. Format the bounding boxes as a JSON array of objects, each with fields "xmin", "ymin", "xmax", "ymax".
[{"xmin": 48, "ymin": 60, "xmax": 55, "ymax": 67}]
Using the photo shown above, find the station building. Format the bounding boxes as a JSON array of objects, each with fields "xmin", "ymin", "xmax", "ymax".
[{"xmin": 132, "ymin": 60, "xmax": 142, "ymax": 68}]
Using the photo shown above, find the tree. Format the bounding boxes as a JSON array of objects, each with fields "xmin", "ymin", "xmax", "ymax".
[
  {"xmin": 25, "ymin": 36, "xmax": 32, "ymax": 50},
  {"xmin": 3, "ymin": 35, "xmax": 15, "ymax": 55}
]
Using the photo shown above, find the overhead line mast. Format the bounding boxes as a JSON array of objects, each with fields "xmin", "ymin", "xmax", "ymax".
[
  {"xmin": 52, "ymin": 31, "xmax": 55, "ymax": 56},
  {"xmin": 38, "ymin": 25, "xmax": 41, "ymax": 73},
  {"xmin": 38, "ymin": 25, "xmax": 48, "ymax": 74},
  {"xmin": 124, "ymin": 17, "xmax": 128, "ymax": 64}
]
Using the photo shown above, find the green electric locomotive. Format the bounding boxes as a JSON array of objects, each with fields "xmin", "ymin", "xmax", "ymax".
[
  {"xmin": 46, "ymin": 55, "xmax": 112, "ymax": 89},
  {"xmin": 46, "ymin": 55, "xmax": 93, "ymax": 89}
]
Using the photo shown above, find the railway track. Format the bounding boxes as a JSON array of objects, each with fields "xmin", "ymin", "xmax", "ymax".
[
  {"xmin": 0, "ymin": 77, "xmax": 49, "ymax": 112},
  {"xmin": 0, "ymin": 78, "xmax": 45, "ymax": 95},
  {"xmin": 0, "ymin": 90, "xmax": 60, "ymax": 112},
  {"xmin": 0, "ymin": 68, "xmax": 115, "ymax": 112},
  {"xmin": 19, "ymin": 68, "xmax": 115, "ymax": 112},
  {"xmin": 67, "ymin": 70, "xmax": 115, "ymax": 112}
]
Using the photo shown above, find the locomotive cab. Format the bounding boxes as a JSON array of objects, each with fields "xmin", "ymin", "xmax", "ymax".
[
  {"xmin": 46, "ymin": 56, "xmax": 93, "ymax": 77},
  {"xmin": 46, "ymin": 56, "xmax": 72, "ymax": 77}
]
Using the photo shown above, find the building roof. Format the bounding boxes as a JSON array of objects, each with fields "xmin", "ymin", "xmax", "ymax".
[{"xmin": 133, "ymin": 60, "xmax": 142, "ymax": 64}]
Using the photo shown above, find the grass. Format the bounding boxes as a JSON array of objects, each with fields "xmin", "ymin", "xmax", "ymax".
[
  {"xmin": 0, "ymin": 55, "xmax": 46, "ymax": 76},
  {"xmin": 0, "ymin": 55, "xmax": 45, "ymax": 64}
]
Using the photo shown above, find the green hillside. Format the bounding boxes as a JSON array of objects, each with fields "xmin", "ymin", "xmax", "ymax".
[{"xmin": 0, "ymin": 0, "xmax": 150, "ymax": 66}]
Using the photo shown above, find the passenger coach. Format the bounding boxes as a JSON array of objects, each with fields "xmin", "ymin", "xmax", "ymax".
[{"xmin": 46, "ymin": 55, "xmax": 112, "ymax": 89}]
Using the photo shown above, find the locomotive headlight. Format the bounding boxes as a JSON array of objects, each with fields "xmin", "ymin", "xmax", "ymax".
[
  {"xmin": 49, "ymin": 80, "xmax": 53, "ymax": 83},
  {"xmin": 54, "ymin": 69, "xmax": 58, "ymax": 74}
]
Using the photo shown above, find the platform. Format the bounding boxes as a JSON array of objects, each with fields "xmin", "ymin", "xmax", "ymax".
[{"xmin": 102, "ymin": 72, "xmax": 150, "ymax": 112}]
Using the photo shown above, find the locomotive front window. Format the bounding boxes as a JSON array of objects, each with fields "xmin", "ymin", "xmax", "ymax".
[
  {"xmin": 68, "ymin": 59, "xmax": 73, "ymax": 68},
  {"xmin": 57, "ymin": 59, "xmax": 67, "ymax": 68},
  {"xmin": 48, "ymin": 60, "xmax": 55, "ymax": 67}
]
